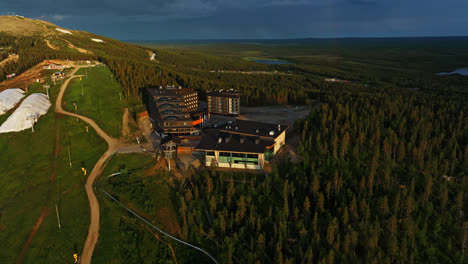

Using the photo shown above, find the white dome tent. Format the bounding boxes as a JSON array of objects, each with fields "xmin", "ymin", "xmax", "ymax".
[
  {"xmin": 0, "ymin": 93, "xmax": 51, "ymax": 133},
  {"xmin": 0, "ymin": 88, "xmax": 25, "ymax": 115}
]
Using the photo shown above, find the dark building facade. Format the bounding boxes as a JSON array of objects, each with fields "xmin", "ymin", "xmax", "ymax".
[
  {"xmin": 207, "ymin": 90, "xmax": 240, "ymax": 116},
  {"xmin": 145, "ymin": 86, "xmax": 199, "ymax": 135}
]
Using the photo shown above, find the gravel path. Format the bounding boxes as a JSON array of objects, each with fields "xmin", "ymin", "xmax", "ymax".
[{"xmin": 55, "ymin": 66, "xmax": 147, "ymax": 264}]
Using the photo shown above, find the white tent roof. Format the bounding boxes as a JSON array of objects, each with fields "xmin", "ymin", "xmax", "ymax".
[
  {"xmin": 0, "ymin": 88, "xmax": 25, "ymax": 115},
  {"xmin": 0, "ymin": 93, "xmax": 51, "ymax": 133}
]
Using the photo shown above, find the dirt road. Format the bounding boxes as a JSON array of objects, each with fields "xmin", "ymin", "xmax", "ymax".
[
  {"xmin": 59, "ymin": 38, "xmax": 93, "ymax": 55},
  {"xmin": 55, "ymin": 66, "xmax": 148, "ymax": 264},
  {"xmin": 0, "ymin": 54, "xmax": 18, "ymax": 68},
  {"xmin": 45, "ymin": 39, "xmax": 58, "ymax": 50}
]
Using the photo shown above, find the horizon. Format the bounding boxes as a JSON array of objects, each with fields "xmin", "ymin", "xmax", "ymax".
[
  {"xmin": 125, "ymin": 35, "xmax": 468, "ymax": 42},
  {"xmin": 1, "ymin": 0, "xmax": 467, "ymax": 40}
]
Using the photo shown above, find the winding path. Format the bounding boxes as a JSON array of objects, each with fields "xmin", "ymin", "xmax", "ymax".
[
  {"xmin": 55, "ymin": 66, "xmax": 144, "ymax": 264},
  {"xmin": 57, "ymin": 66, "xmax": 217, "ymax": 264}
]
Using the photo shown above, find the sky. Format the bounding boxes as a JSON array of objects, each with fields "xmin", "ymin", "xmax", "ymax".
[{"xmin": 1, "ymin": 0, "xmax": 468, "ymax": 40}]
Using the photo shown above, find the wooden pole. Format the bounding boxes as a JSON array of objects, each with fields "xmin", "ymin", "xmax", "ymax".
[{"xmin": 55, "ymin": 203, "xmax": 61, "ymax": 229}]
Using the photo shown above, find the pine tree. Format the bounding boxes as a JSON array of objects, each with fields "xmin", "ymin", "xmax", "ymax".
[{"xmin": 304, "ymin": 196, "xmax": 311, "ymax": 214}]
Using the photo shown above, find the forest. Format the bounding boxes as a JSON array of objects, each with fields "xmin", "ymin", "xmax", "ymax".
[
  {"xmin": 171, "ymin": 82, "xmax": 467, "ymax": 263},
  {"xmin": 100, "ymin": 79, "xmax": 467, "ymax": 263},
  {"xmin": 3, "ymin": 31, "xmax": 468, "ymax": 107},
  {"xmin": 1, "ymin": 28, "xmax": 467, "ymax": 263}
]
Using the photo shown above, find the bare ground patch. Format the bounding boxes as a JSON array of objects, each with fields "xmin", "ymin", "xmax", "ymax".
[
  {"xmin": 155, "ymin": 207, "xmax": 182, "ymax": 237},
  {"xmin": 44, "ymin": 39, "xmax": 58, "ymax": 50},
  {"xmin": 0, "ymin": 54, "xmax": 19, "ymax": 68},
  {"xmin": 0, "ymin": 61, "xmax": 45, "ymax": 92},
  {"xmin": 15, "ymin": 206, "xmax": 50, "ymax": 264},
  {"xmin": 59, "ymin": 38, "xmax": 93, "ymax": 55}
]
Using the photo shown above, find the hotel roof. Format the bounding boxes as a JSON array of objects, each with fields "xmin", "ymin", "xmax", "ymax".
[
  {"xmin": 146, "ymin": 86, "xmax": 195, "ymax": 97},
  {"xmin": 220, "ymin": 119, "xmax": 288, "ymax": 139},
  {"xmin": 195, "ymin": 130, "xmax": 274, "ymax": 154},
  {"xmin": 207, "ymin": 90, "xmax": 240, "ymax": 98}
]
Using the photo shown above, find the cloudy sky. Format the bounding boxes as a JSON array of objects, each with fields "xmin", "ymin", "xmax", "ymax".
[{"xmin": 1, "ymin": 0, "xmax": 467, "ymax": 40}]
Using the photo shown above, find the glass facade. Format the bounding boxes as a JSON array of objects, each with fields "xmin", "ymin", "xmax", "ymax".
[{"xmin": 217, "ymin": 151, "xmax": 258, "ymax": 165}]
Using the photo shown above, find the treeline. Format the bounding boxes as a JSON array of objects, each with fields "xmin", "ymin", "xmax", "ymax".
[
  {"xmin": 175, "ymin": 84, "xmax": 467, "ymax": 263},
  {"xmin": 48, "ymin": 32, "xmax": 319, "ymax": 105},
  {"xmin": 154, "ymin": 49, "xmax": 270, "ymax": 72},
  {"xmin": 4, "ymin": 31, "xmax": 468, "ymax": 107},
  {"xmin": 0, "ymin": 31, "xmax": 327, "ymax": 105},
  {"xmin": 94, "ymin": 45, "xmax": 315, "ymax": 105}
]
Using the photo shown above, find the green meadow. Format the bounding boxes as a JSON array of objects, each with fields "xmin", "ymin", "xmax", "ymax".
[
  {"xmin": 0, "ymin": 78, "xmax": 106, "ymax": 263},
  {"xmin": 93, "ymin": 153, "xmax": 176, "ymax": 264},
  {"xmin": 63, "ymin": 65, "xmax": 126, "ymax": 138}
]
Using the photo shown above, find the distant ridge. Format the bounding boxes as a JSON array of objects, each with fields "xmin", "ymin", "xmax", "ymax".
[{"xmin": 128, "ymin": 36, "xmax": 468, "ymax": 45}]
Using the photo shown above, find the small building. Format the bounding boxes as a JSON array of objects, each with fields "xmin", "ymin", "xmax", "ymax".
[
  {"xmin": 43, "ymin": 62, "xmax": 64, "ymax": 70},
  {"xmin": 51, "ymin": 71, "xmax": 65, "ymax": 79},
  {"xmin": 207, "ymin": 90, "xmax": 240, "ymax": 116},
  {"xmin": 195, "ymin": 119, "xmax": 287, "ymax": 170}
]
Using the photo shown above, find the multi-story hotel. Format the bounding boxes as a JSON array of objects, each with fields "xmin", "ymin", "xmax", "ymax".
[
  {"xmin": 207, "ymin": 90, "xmax": 240, "ymax": 116},
  {"xmin": 145, "ymin": 86, "xmax": 199, "ymax": 135}
]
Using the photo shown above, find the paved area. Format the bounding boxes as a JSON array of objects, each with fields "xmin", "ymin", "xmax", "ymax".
[
  {"xmin": 239, "ymin": 105, "xmax": 312, "ymax": 128},
  {"xmin": 206, "ymin": 104, "xmax": 311, "ymax": 131}
]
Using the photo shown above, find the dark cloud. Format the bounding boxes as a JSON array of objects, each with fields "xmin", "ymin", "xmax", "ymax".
[{"xmin": 1, "ymin": 0, "xmax": 467, "ymax": 39}]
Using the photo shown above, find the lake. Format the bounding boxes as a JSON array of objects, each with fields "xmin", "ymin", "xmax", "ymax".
[
  {"xmin": 436, "ymin": 68, "xmax": 468, "ymax": 76},
  {"xmin": 245, "ymin": 57, "xmax": 292, "ymax": 64},
  {"xmin": 254, "ymin": 59, "xmax": 292, "ymax": 65}
]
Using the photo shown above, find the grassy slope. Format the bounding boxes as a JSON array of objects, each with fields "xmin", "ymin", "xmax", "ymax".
[
  {"xmin": 92, "ymin": 154, "xmax": 213, "ymax": 263},
  {"xmin": 0, "ymin": 16, "xmax": 57, "ymax": 37},
  {"xmin": 93, "ymin": 153, "xmax": 160, "ymax": 263},
  {"xmin": 0, "ymin": 74, "xmax": 106, "ymax": 263},
  {"xmin": 22, "ymin": 116, "xmax": 106, "ymax": 263},
  {"xmin": 63, "ymin": 65, "xmax": 126, "ymax": 138}
]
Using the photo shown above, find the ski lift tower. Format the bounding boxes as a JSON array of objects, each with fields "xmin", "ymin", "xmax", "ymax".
[
  {"xmin": 43, "ymin": 84, "xmax": 50, "ymax": 98},
  {"xmin": 28, "ymin": 113, "xmax": 39, "ymax": 132},
  {"xmin": 163, "ymin": 140, "xmax": 177, "ymax": 172},
  {"xmin": 73, "ymin": 102, "xmax": 78, "ymax": 122}
]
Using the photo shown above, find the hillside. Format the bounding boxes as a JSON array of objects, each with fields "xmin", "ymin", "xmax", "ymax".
[
  {"xmin": 0, "ymin": 16, "xmax": 59, "ymax": 37},
  {"xmin": 0, "ymin": 16, "xmax": 319, "ymax": 105},
  {"xmin": 0, "ymin": 15, "xmax": 152, "ymax": 97}
]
